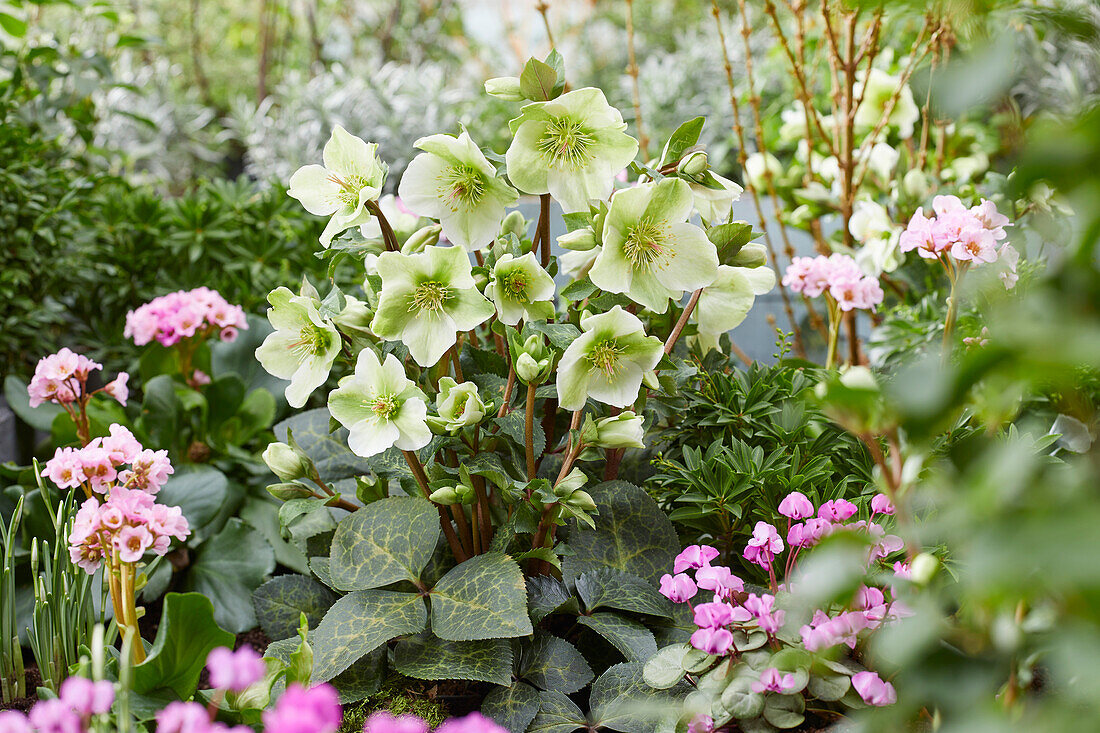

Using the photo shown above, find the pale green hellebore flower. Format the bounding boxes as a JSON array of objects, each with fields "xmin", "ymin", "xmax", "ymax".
[
  {"xmin": 370, "ymin": 245, "xmax": 496, "ymax": 367},
  {"xmin": 359, "ymin": 194, "xmax": 420, "ymax": 241},
  {"xmin": 692, "ymin": 265, "xmax": 776, "ymax": 353},
  {"xmin": 328, "ymin": 349, "xmax": 431, "ymax": 458},
  {"xmin": 398, "ymin": 130, "xmax": 519, "ymax": 251},
  {"xmin": 287, "ymin": 125, "xmax": 388, "ymax": 247},
  {"xmin": 591, "ymin": 411, "xmax": 646, "ymax": 449},
  {"xmin": 853, "ymin": 68, "xmax": 919, "ymax": 139},
  {"xmin": 689, "ymin": 172, "xmax": 744, "ymax": 224},
  {"xmin": 255, "ymin": 287, "xmax": 342, "ymax": 408},
  {"xmin": 489, "ymin": 253, "xmax": 556, "ymax": 326},
  {"xmin": 556, "ymin": 306, "xmax": 663, "ymax": 410},
  {"xmin": 427, "ymin": 377, "xmax": 491, "ymax": 435},
  {"xmin": 589, "ymin": 178, "xmax": 718, "ymax": 314},
  {"xmin": 505, "ymin": 87, "xmax": 638, "ymax": 213}
]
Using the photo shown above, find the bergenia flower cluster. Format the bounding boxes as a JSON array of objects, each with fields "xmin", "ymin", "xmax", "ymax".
[
  {"xmin": 28, "ymin": 347, "xmax": 129, "ymax": 408},
  {"xmin": 901, "ymin": 195, "xmax": 1018, "ymax": 288},
  {"xmin": 124, "ymin": 287, "xmax": 247, "ymax": 347},
  {"xmin": 658, "ymin": 491, "xmax": 908, "ymax": 708},
  {"xmin": 68, "ymin": 485, "xmax": 189, "ymax": 573},
  {"xmin": 42, "ymin": 425, "xmax": 173, "ymax": 496},
  {"xmin": 782, "ymin": 254, "xmax": 885, "ymax": 312},
  {"xmin": 0, "ymin": 675, "xmax": 114, "ymax": 733}
]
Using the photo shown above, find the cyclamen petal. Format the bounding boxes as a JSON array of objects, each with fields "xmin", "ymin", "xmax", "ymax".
[{"xmin": 674, "ymin": 544, "xmax": 721, "ymax": 573}]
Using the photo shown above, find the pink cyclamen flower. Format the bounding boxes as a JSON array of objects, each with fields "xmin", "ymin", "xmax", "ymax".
[
  {"xmin": 751, "ymin": 668, "xmax": 798, "ymax": 694},
  {"xmin": 262, "ymin": 683, "xmax": 342, "ymax": 733},
  {"xmin": 659, "ymin": 573, "xmax": 698, "ymax": 604},
  {"xmin": 103, "ymin": 372, "xmax": 130, "ymax": 406},
  {"xmin": 693, "ymin": 602, "xmax": 736, "ymax": 629},
  {"xmin": 687, "ymin": 714, "xmax": 715, "ymax": 733},
  {"xmin": 59, "ymin": 676, "xmax": 114, "ymax": 717},
  {"xmin": 695, "ymin": 565, "xmax": 744, "ymax": 598},
  {"xmin": 435, "ymin": 712, "xmax": 510, "ymax": 733},
  {"xmin": 0, "ymin": 711, "xmax": 32, "ymax": 733},
  {"xmin": 852, "ymin": 671, "xmax": 897, "ymax": 706},
  {"xmin": 220, "ymin": 327, "xmax": 239, "ymax": 343},
  {"xmin": 207, "ymin": 646, "xmax": 266, "ymax": 693},
  {"xmin": 870, "ymin": 493, "xmax": 894, "ymax": 515},
  {"xmin": 674, "ymin": 545, "xmax": 720, "ymax": 573},
  {"xmin": 690, "ymin": 626, "xmax": 734, "ymax": 655},
  {"xmin": 818, "ymin": 499, "xmax": 858, "ymax": 523},
  {"xmin": 362, "ymin": 712, "xmax": 430, "ymax": 733},
  {"xmin": 27, "ymin": 698, "xmax": 82, "ymax": 733},
  {"xmin": 743, "ymin": 522, "xmax": 784, "ymax": 569},
  {"xmin": 998, "ymin": 243, "xmax": 1020, "ymax": 289},
  {"xmin": 778, "ymin": 491, "xmax": 815, "ymax": 520},
  {"xmin": 155, "ymin": 701, "xmax": 214, "ymax": 733}
]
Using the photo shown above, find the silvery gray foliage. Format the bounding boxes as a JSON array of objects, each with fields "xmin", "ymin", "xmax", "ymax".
[
  {"xmin": 92, "ymin": 55, "xmax": 226, "ymax": 187},
  {"xmin": 1011, "ymin": 2, "xmax": 1100, "ymax": 115},
  {"xmin": 226, "ymin": 58, "xmax": 504, "ymax": 190}
]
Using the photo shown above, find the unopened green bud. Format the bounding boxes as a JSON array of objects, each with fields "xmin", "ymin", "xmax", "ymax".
[
  {"xmin": 726, "ymin": 242, "xmax": 767, "ymax": 268},
  {"xmin": 429, "ymin": 486, "xmax": 460, "ymax": 505},
  {"xmin": 677, "ymin": 150, "xmax": 709, "ymax": 178},
  {"xmin": 515, "ymin": 353, "xmax": 549, "ymax": 384},
  {"xmin": 333, "ymin": 294, "xmax": 373, "ymax": 332},
  {"xmin": 566, "ymin": 490, "xmax": 597, "ymax": 513},
  {"xmin": 473, "ymin": 270, "xmax": 489, "ymax": 290},
  {"xmin": 266, "ymin": 482, "xmax": 315, "ymax": 501},
  {"xmin": 557, "ymin": 227, "xmax": 597, "ymax": 252},
  {"xmin": 427, "ymin": 377, "xmax": 490, "ymax": 435},
  {"xmin": 263, "ymin": 442, "xmax": 313, "ymax": 482},
  {"xmin": 910, "ymin": 552, "xmax": 939, "ymax": 585},
  {"xmin": 642, "ymin": 370, "xmax": 660, "ymax": 391},
  {"xmin": 485, "ymin": 76, "xmax": 524, "ymax": 101},
  {"xmin": 592, "ymin": 411, "xmax": 645, "ymax": 449},
  {"xmin": 401, "ymin": 224, "xmax": 442, "ymax": 254},
  {"xmin": 501, "ymin": 210, "xmax": 527, "ymax": 239}
]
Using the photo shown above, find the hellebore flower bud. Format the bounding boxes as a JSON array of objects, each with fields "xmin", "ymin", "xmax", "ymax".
[
  {"xmin": 485, "ymin": 76, "xmax": 524, "ymax": 101},
  {"xmin": 592, "ymin": 411, "xmax": 645, "ymax": 449},
  {"xmin": 401, "ymin": 224, "xmax": 442, "ymax": 255},
  {"xmin": 263, "ymin": 442, "xmax": 313, "ymax": 482},
  {"xmin": 427, "ymin": 378, "xmax": 491, "ymax": 435},
  {"xmin": 677, "ymin": 150, "xmax": 709, "ymax": 179},
  {"xmin": 557, "ymin": 227, "xmax": 597, "ymax": 252}
]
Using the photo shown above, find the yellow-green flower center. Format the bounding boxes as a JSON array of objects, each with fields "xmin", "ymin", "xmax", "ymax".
[
  {"xmin": 332, "ymin": 173, "xmax": 371, "ymax": 210},
  {"xmin": 622, "ymin": 217, "xmax": 670, "ymax": 271},
  {"xmin": 369, "ymin": 393, "xmax": 399, "ymax": 419},
  {"xmin": 501, "ymin": 270, "xmax": 529, "ymax": 300},
  {"xmin": 538, "ymin": 116, "xmax": 595, "ymax": 170},
  {"xmin": 411, "ymin": 281, "xmax": 450, "ymax": 313},
  {"xmin": 441, "ymin": 165, "xmax": 486, "ymax": 210},
  {"xmin": 587, "ymin": 338, "xmax": 623, "ymax": 378},
  {"xmin": 292, "ymin": 323, "xmax": 332, "ymax": 358}
]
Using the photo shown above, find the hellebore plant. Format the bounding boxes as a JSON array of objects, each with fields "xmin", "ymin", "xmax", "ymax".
[{"xmin": 257, "ymin": 53, "xmax": 777, "ymax": 703}]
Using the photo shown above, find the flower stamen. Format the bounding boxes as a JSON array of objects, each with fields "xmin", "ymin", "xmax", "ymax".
[
  {"xmin": 411, "ymin": 281, "xmax": 451, "ymax": 313},
  {"xmin": 587, "ymin": 338, "xmax": 623, "ymax": 378},
  {"xmin": 538, "ymin": 117, "xmax": 595, "ymax": 170},
  {"xmin": 622, "ymin": 217, "xmax": 671, "ymax": 271}
]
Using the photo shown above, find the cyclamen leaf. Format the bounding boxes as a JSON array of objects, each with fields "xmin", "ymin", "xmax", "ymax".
[
  {"xmin": 642, "ymin": 643, "xmax": 691, "ymax": 690},
  {"xmin": 394, "ymin": 632, "xmax": 513, "ymax": 686},
  {"xmin": 575, "ymin": 567, "xmax": 674, "ymax": 619},
  {"xmin": 311, "ymin": 590, "xmax": 427, "ymax": 681},
  {"xmin": 430, "ymin": 552, "xmax": 533, "ymax": 641},
  {"xmin": 518, "ymin": 633, "xmax": 593, "ymax": 694},
  {"xmin": 482, "ymin": 682, "xmax": 541, "ymax": 733},
  {"xmin": 577, "ymin": 613, "xmax": 657, "ymax": 663},
  {"xmin": 720, "ymin": 674, "xmax": 766, "ymax": 720},
  {"xmin": 762, "ymin": 693, "xmax": 805, "ymax": 729},
  {"xmin": 329, "ymin": 496, "xmax": 440, "ymax": 591},
  {"xmin": 590, "ymin": 662, "xmax": 663, "ymax": 733},
  {"xmin": 252, "ymin": 574, "xmax": 338, "ymax": 641}
]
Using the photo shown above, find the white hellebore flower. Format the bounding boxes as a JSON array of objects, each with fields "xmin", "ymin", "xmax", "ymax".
[
  {"xmin": 255, "ymin": 287, "xmax": 342, "ymax": 408},
  {"xmin": 360, "ymin": 194, "xmax": 420, "ymax": 241},
  {"xmin": 849, "ymin": 199, "xmax": 902, "ymax": 276},
  {"xmin": 370, "ymin": 245, "xmax": 495, "ymax": 367},
  {"xmin": 689, "ymin": 171, "xmax": 744, "ymax": 224},
  {"xmin": 489, "ymin": 253, "xmax": 556, "ymax": 325},
  {"xmin": 505, "ymin": 87, "xmax": 639, "ymax": 213},
  {"xmin": 328, "ymin": 350, "xmax": 431, "ymax": 458},
  {"xmin": 556, "ymin": 306, "xmax": 663, "ymax": 411},
  {"xmin": 744, "ymin": 152, "xmax": 783, "ymax": 192},
  {"xmin": 398, "ymin": 130, "xmax": 519, "ymax": 251},
  {"xmin": 287, "ymin": 125, "xmax": 388, "ymax": 247},
  {"xmin": 693, "ymin": 265, "xmax": 776, "ymax": 353},
  {"xmin": 590, "ymin": 178, "xmax": 719, "ymax": 313},
  {"xmin": 854, "ymin": 69, "xmax": 919, "ymax": 140}
]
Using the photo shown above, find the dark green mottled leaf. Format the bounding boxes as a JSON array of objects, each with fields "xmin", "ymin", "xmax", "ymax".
[
  {"xmin": 394, "ymin": 632, "xmax": 513, "ymax": 686},
  {"xmin": 312, "ymin": 590, "xmax": 427, "ymax": 681},
  {"xmin": 527, "ymin": 576, "xmax": 573, "ymax": 623},
  {"xmin": 518, "ymin": 632, "xmax": 593, "ymax": 694},
  {"xmin": 430, "ymin": 552, "xmax": 532, "ymax": 641},
  {"xmin": 252, "ymin": 574, "xmax": 338, "ymax": 641},
  {"xmin": 274, "ymin": 408, "xmax": 374, "ymax": 482},
  {"xmin": 575, "ymin": 568, "xmax": 673, "ymax": 619},
  {"xmin": 482, "ymin": 682, "xmax": 540, "ymax": 733},
  {"xmin": 329, "ymin": 496, "xmax": 440, "ymax": 591},
  {"xmin": 331, "ymin": 647, "xmax": 386, "ymax": 703},
  {"xmin": 527, "ymin": 321, "xmax": 582, "ymax": 350},
  {"xmin": 590, "ymin": 662, "xmax": 660, "ymax": 733},
  {"xmin": 562, "ymin": 481, "xmax": 679, "ymax": 587},
  {"xmin": 495, "ymin": 411, "xmax": 546, "ymax": 457},
  {"xmin": 578, "ymin": 613, "xmax": 657, "ymax": 663},
  {"xmin": 528, "ymin": 691, "xmax": 586, "ymax": 733}
]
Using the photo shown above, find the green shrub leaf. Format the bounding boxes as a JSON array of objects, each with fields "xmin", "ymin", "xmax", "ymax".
[
  {"xmin": 183, "ymin": 518, "xmax": 275, "ymax": 633},
  {"xmin": 394, "ymin": 632, "xmax": 513, "ymax": 686},
  {"xmin": 133, "ymin": 592, "xmax": 234, "ymax": 698},
  {"xmin": 329, "ymin": 496, "xmax": 440, "ymax": 591},
  {"xmin": 430, "ymin": 552, "xmax": 532, "ymax": 641},
  {"xmin": 312, "ymin": 590, "xmax": 427, "ymax": 681}
]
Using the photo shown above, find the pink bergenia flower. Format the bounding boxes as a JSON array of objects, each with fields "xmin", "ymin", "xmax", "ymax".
[
  {"xmin": 998, "ymin": 243, "xmax": 1020, "ymax": 289},
  {"xmin": 743, "ymin": 522, "xmax": 784, "ymax": 569},
  {"xmin": 830, "ymin": 275, "xmax": 884, "ymax": 312},
  {"xmin": 102, "ymin": 372, "xmax": 130, "ymax": 406},
  {"xmin": 751, "ymin": 668, "xmax": 798, "ymax": 694},
  {"xmin": 0, "ymin": 710, "xmax": 32, "ymax": 733},
  {"xmin": 101, "ymin": 424, "xmax": 142, "ymax": 464},
  {"xmin": 115, "ymin": 525, "xmax": 153, "ymax": 563},
  {"xmin": 932, "ymin": 194, "xmax": 967, "ymax": 216},
  {"xmin": 695, "ymin": 565, "xmax": 744, "ymax": 599},
  {"xmin": 362, "ymin": 712, "xmax": 430, "ymax": 733},
  {"xmin": 674, "ymin": 545, "xmax": 720, "ymax": 573},
  {"xmin": 970, "ymin": 198, "xmax": 1010, "ymax": 240},
  {"xmin": 79, "ymin": 447, "xmax": 117, "ymax": 494},
  {"xmin": 43, "ymin": 448, "xmax": 88, "ymax": 490},
  {"xmin": 899, "ymin": 208, "xmax": 942, "ymax": 259},
  {"xmin": 27, "ymin": 698, "xmax": 82, "ymax": 733},
  {"xmin": 659, "ymin": 573, "xmax": 698, "ymax": 604},
  {"xmin": 690, "ymin": 626, "xmax": 734, "ymax": 655},
  {"xmin": 119, "ymin": 449, "xmax": 174, "ymax": 493},
  {"xmin": 435, "ymin": 712, "xmax": 510, "ymax": 733},
  {"xmin": 950, "ymin": 225, "xmax": 997, "ymax": 263},
  {"xmin": 262, "ymin": 683, "xmax": 342, "ymax": 733},
  {"xmin": 852, "ymin": 671, "xmax": 897, "ymax": 706},
  {"xmin": 207, "ymin": 646, "xmax": 266, "ymax": 693},
  {"xmin": 778, "ymin": 491, "xmax": 814, "ymax": 520},
  {"xmin": 125, "ymin": 288, "xmax": 247, "ymax": 348}
]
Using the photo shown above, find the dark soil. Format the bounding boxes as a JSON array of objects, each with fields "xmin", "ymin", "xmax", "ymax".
[
  {"xmin": 0, "ymin": 666, "xmax": 42, "ymax": 712},
  {"xmin": 406, "ymin": 678, "xmax": 493, "ymax": 718}
]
